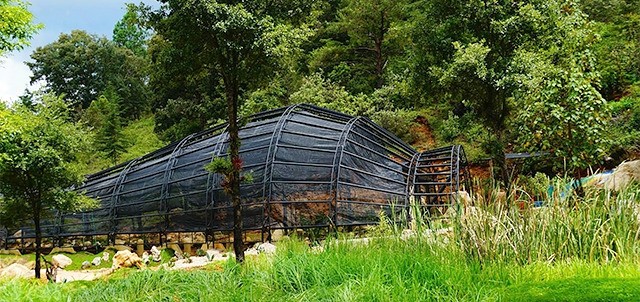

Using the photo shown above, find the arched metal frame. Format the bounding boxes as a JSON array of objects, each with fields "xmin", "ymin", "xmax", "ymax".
[{"xmin": 2, "ymin": 104, "xmax": 472, "ymax": 245}]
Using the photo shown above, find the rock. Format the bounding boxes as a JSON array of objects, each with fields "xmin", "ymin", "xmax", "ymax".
[
  {"xmin": 167, "ymin": 243, "xmax": 183, "ymax": 259},
  {"xmin": 114, "ymin": 239, "xmax": 127, "ymax": 245},
  {"xmin": 194, "ymin": 232, "xmax": 206, "ymax": 243},
  {"xmin": 605, "ymin": 160, "xmax": 640, "ymax": 191},
  {"xmin": 271, "ymin": 229, "xmax": 285, "ymax": 241},
  {"xmin": 112, "ymin": 250, "xmax": 143, "ymax": 269},
  {"xmin": 150, "ymin": 246, "xmax": 161, "ymax": 262},
  {"xmin": 0, "ymin": 249, "xmax": 21, "ymax": 256},
  {"xmin": 52, "ymin": 254, "xmax": 73, "ymax": 269},
  {"xmin": 91, "ymin": 257, "xmax": 102, "ymax": 266},
  {"xmin": 245, "ymin": 248, "xmax": 259, "ymax": 256},
  {"xmin": 213, "ymin": 243, "xmax": 226, "ymax": 251},
  {"xmin": 83, "ymin": 241, "xmax": 93, "ymax": 247},
  {"xmin": 256, "ymin": 242, "xmax": 276, "ymax": 254},
  {"xmin": 102, "ymin": 251, "xmax": 110, "ymax": 262},
  {"xmin": 81, "ymin": 261, "xmax": 91, "ymax": 270},
  {"xmin": 0, "ymin": 263, "xmax": 32, "ymax": 278},
  {"xmin": 111, "ymin": 245, "xmax": 133, "ymax": 251},
  {"xmin": 49, "ymin": 247, "xmax": 76, "ymax": 254},
  {"xmin": 142, "ymin": 252, "xmax": 150, "ymax": 264}
]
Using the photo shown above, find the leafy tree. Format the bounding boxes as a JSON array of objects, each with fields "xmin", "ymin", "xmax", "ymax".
[
  {"xmin": 87, "ymin": 88, "xmax": 129, "ymax": 166},
  {"xmin": 27, "ymin": 30, "xmax": 149, "ymax": 119},
  {"xmin": 507, "ymin": 3, "xmax": 607, "ymax": 171},
  {"xmin": 0, "ymin": 95, "xmax": 93, "ymax": 279},
  {"xmin": 308, "ymin": 0, "xmax": 407, "ymax": 94},
  {"xmin": 410, "ymin": 0, "xmax": 606, "ymax": 180},
  {"xmin": 0, "ymin": 0, "xmax": 41, "ymax": 56},
  {"xmin": 113, "ymin": 3, "xmax": 151, "ymax": 57},
  {"xmin": 154, "ymin": 0, "xmax": 312, "ymax": 263}
]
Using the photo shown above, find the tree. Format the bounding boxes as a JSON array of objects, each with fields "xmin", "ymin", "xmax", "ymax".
[
  {"xmin": 410, "ymin": 0, "xmax": 605, "ymax": 181},
  {"xmin": 154, "ymin": 0, "xmax": 312, "ymax": 263},
  {"xmin": 113, "ymin": 3, "xmax": 151, "ymax": 57},
  {"xmin": 0, "ymin": 94, "xmax": 93, "ymax": 279},
  {"xmin": 27, "ymin": 30, "xmax": 149, "ymax": 119},
  {"xmin": 87, "ymin": 88, "xmax": 128, "ymax": 165},
  {"xmin": 0, "ymin": 0, "xmax": 41, "ymax": 57},
  {"xmin": 308, "ymin": 0, "xmax": 407, "ymax": 94},
  {"xmin": 508, "ymin": 3, "xmax": 607, "ymax": 171}
]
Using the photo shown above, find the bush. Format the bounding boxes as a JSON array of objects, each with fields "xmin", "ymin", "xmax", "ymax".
[{"xmin": 371, "ymin": 109, "xmax": 421, "ymax": 144}]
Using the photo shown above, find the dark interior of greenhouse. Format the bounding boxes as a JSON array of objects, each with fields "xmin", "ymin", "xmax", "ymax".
[{"xmin": 1, "ymin": 104, "xmax": 470, "ymax": 249}]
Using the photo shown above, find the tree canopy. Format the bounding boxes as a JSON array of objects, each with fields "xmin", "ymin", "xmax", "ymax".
[
  {"xmin": 0, "ymin": 0, "xmax": 41, "ymax": 57},
  {"xmin": 0, "ymin": 95, "xmax": 93, "ymax": 278},
  {"xmin": 28, "ymin": 30, "xmax": 149, "ymax": 119}
]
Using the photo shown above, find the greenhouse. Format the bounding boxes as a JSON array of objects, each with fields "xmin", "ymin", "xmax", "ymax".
[{"xmin": 1, "ymin": 104, "xmax": 470, "ymax": 247}]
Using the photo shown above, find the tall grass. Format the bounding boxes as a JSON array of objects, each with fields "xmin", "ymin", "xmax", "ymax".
[
  {"xmin": 453, "ymin": 178, "xmax": 640, "ymax": 264},
  {"xmin": 1, "ymin": 177, "xmax": 640, "ymax": 301}
]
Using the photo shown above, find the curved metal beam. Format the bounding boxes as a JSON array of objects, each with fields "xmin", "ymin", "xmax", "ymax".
[
  {"xmin": 328, "ymin": 116, "xmax": 363, "ymax": 226},
  {"xmin": 328, "ymin": 116, "xmax": 362, "ymax": 227},
  {"xmin": 107, "ymin": 158, "xmax": 139, "ymax": 241},
  {"xmin": 261, "ymin": 104, "xmax": 301, "ymax": 234}
]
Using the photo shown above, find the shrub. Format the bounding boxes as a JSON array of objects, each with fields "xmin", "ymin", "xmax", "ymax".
[{"xmin": 371, "ymin": 109, "xmax": 421, "ymax": 144}]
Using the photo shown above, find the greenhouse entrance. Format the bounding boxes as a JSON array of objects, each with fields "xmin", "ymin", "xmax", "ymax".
[{"xmin": 1, "ymin": 104, "xmax": 470, "ymax": 250}]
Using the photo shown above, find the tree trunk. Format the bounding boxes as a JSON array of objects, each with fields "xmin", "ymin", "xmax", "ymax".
[
  {"xmin": 33, "ymin": 207, "xmax": 41, "ymax": 279},
  {"xmin": 225, "ymin": 75, "xmax": 244, "ymax": 264}
]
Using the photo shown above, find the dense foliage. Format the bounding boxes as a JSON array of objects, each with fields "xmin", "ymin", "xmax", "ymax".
[
  {"xmin": 14, "ymin": 0, "xmax": 640, "ymax": 175},
  {"xmin": 0, "ymin": 95, "xmax": 93, "ymax": 278},
  {"xmin": 0, "ymin": 0, "xmax": 41, "ymax": 56}
]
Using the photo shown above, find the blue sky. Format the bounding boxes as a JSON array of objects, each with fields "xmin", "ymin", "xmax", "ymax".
[{"xmin": 0, "ymin": 0, "xmax": 158, "ymax": 103}]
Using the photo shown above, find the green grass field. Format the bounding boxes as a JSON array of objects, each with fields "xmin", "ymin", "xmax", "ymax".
[
  {"xmin": 1, "ymin": 238, "xmax": 640, "ymax": 302},
  {"xmin": 1, "ymin": 180, "xmax": 639, "ymax": 301}
]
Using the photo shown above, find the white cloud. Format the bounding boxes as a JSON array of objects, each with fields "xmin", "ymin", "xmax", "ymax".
[{"xmin": 0, "ymin": 55, "xmax": 33, "ymax": 104}]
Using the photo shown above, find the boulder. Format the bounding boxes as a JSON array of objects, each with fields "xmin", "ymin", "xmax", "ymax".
[
  {"xmin": 102, "ymin": 251, "xmax": 110, "ymax": 262},
  {"xmin": 271, "ymin": 229, "xmax": 285, "ymax": 241},
  {"xmin": 150, "ymin": 246, "xmax": 161, "ymax": 262},
  {"xmin": 49, "ymin": 247, "xmax": 76, "ymax": 254},
  {"xmin": 256, "ymin": 242, "xmax": 276, "ymax": 254},
  {"xmin": 0, "ymin": 263, "xmax": 32, "ymax": 278},
  {"xmin": 605, "ymin": 160, "xmax": 640, "ymax": 191},
  {"xmin": 52, "ymin": 254, "xmax": 73, "ymax": 269},
  {"xmin": 81, "ymin": 261, "xmax": 91, "ymax": 270},
  {"xmin": 91, "ymin": 257, "xmax": 102, "ymax": 266},
  {"xmin": 0, "ymin": 249, "xmax": 21, "ymax": 256},
  {"xmin": 213, "ymin": 243, "xmax": 226, "ymax": 251},
  {"xmin": 112, "ymin": 250, "xmax": 143, "ymax": 269},
  {"xmin": 167, "ymin": 243, "xmax": 183, "ymax": 259}
]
